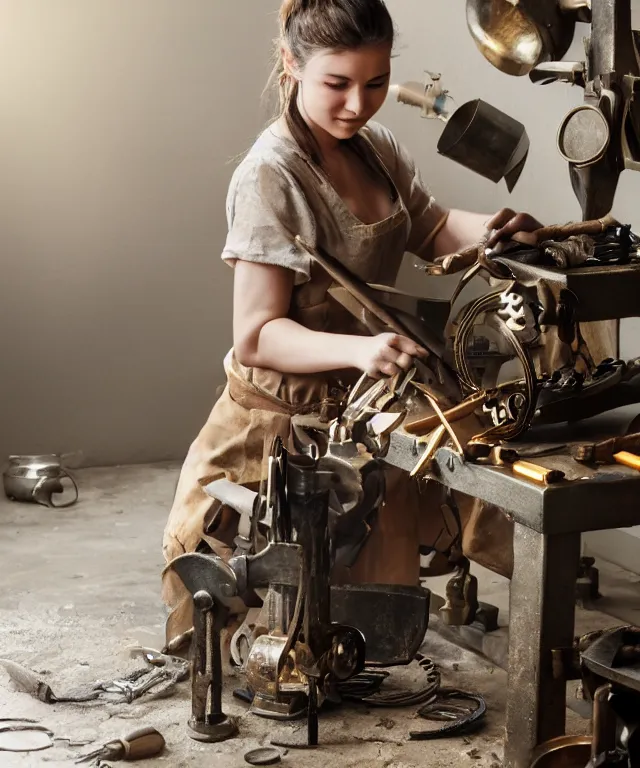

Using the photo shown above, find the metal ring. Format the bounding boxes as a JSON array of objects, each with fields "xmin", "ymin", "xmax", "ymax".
[{"xmin": 0, "ymin": 724, "xmax": 54, "ymax": 752}]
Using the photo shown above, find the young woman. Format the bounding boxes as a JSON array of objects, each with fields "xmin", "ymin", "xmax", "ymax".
[{"xmin": 162, "ymin": 0, "xmax": 541, "ymax": 647}]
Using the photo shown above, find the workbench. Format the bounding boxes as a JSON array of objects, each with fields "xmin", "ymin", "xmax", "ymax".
[{"xmin": 383, "ymin": 406, "xmax": 640, "ymax": 768}]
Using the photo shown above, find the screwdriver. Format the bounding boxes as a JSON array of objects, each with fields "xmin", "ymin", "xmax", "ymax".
[{"xmin": 75, "ymin": 727, "xmax": 165, "ymax": 763}]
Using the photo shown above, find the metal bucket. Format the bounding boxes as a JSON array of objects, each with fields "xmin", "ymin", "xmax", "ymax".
[{"xmin": 437, "ymin": 99, "xmax": 530, "ymax": 191}]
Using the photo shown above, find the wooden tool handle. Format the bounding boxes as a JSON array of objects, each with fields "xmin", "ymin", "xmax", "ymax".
[
  {"xmin": 573, "ymin": 432, "xmax": 640, "ymax": 464},
  {"xmin": 614, "ymin": 451, "xmax": 640, "ymax": 471},
  {"xmin": 434, "ymin": 244, "xmax": 480, "ymax": 275},
  {"xmin": 121, "ymin": 727, "xmax": 166, "ymax": 760},
  {"xmin": 404, "ymin": 392, "xmax": 486, "ymax": 435},
  {"xmin": 534, "ymin": 214, "xmax": 617, "ymax": 242},
  {"xmin": 512, "ymin": 460, "xmax": 565, "ymax": 485}
]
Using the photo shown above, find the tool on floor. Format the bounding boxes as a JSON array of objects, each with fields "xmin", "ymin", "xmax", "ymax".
[
  {"xmin": 163, "ymin": 553, "xmax": 240, "ymax": 743},
  {"xmin": 74, "ymin": 726, "xmax": 165, "ymax": 764},
  {"xmin": 0, "ymin": 723, "xmax": 55, "ymax": 753},
  {"xmin": 0, "ymin": 650, "xmax": 188, "ymax": 705},
  {"xmin": 0, "ymin": 719, "xmax": 94, "ymax": 753},
  {"xmin": 333, "ymin": 654, "xmax": 486, "ymax": 741},
  {"xmin": 338, "ymin": 654, "xmax": 440, "ymax": 708},
  {"xmin": 0, "ymin": 658, "xmax": 97, "ymax": 703},
  {"xmin": 101, "ymin": 647, "xmax": 189, "ymax": 702}
]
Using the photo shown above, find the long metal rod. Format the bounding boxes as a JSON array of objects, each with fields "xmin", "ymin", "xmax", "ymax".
[{"xmin": 295, "ymin": 236, "xmax": 421, "ymax": 340}]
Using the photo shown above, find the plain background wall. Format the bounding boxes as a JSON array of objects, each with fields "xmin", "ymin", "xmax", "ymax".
[
  {"xmin": 1, "ymin": 1, "xmax": 640, "ymax": 467},
  {"xmin": 0, "ymin": 1, "xmax": 278, "ymax": 466}
]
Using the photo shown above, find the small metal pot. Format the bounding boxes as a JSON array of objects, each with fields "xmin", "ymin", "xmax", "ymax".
[
  {"xmin": 3, "ymin": 455, "xmax": 78, "ymax": 508},
  {"xmin": 529, "ymin": 735, "xmax": 592, "ymax": 768}
]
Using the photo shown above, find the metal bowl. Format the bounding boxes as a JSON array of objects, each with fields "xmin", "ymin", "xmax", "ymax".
[
  {"xmin": 466, "ymin": 0, "xmax": 576, "ymax": 77},
  {"xmin": 530, "ymin": 735, "xmax": 592, "ymax": 768},
  {"xmin": 466, "ymin": 0, "xmax": 544, "ymax": 76}
]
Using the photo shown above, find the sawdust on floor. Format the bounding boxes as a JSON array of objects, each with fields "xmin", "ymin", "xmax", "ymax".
[{"xmin": 0, "ymin": 464, "xmax": 587, "ymax": 767}]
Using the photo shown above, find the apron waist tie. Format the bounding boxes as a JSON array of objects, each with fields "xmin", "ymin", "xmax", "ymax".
[{"xmin": 226, "ymin": 357, "xmax": 344, "ymax": 422}]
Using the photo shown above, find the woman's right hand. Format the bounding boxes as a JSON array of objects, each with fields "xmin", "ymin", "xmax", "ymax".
[{"xmin": 355, "ymin": 333, "xmax": 428, "ymax": 379}]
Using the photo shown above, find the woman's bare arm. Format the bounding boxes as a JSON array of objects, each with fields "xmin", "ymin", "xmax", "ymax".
[
  {"xmin": 432, "ymin": 209, "xmax": 490, "ymax": 257},
  {"xmin": 432, "ymin": 208, "xmax": 542, "ymax": 260},
  {"xmin": 232, "ymin": 260, "xmax": 426, "ymax": 376}
]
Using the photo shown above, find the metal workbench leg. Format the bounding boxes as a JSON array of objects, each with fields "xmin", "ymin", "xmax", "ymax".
[{"xmin": 504, "ymin": 523, "xmax": 581, "ymax": 768}]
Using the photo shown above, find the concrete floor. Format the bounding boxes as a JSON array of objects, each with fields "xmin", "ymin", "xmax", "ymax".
[{"xmin": 0, "ymin": 463, "xmax": 632, "ymax": 767}]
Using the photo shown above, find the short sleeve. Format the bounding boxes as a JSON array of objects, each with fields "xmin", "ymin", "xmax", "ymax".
[
  {"xmin": 364, "ymin": 122, "xmax": 449, "ymax": 261},
  {"xmin": 221, "ymin": 159, "xmax": 317, "ymax": 285}
]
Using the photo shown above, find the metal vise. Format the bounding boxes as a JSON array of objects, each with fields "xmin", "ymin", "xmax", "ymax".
[{"xmin": 166, "ymin": 451, "xmax": 368, "ymax": 744}]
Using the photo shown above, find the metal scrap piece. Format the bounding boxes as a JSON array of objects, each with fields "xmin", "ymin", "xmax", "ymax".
[
  {"xmin": 0, "ymin": 650, "xmax": 188, "ymax": 706},
  {"xmin": 0, "ymin": 724, "xmax": 54, "ymax": 753},
  {"xmin": 244, "ymin": 746, "xmax": 283, "ymax": 765},
  {"xmin": 409, "ymin": 689, "xmax": 487, "ymax": 740}
]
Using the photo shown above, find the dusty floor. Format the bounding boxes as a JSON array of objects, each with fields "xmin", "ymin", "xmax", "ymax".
[{"xmin": 0, "ymin": 463, "xmax": 633, "ymax": 767}]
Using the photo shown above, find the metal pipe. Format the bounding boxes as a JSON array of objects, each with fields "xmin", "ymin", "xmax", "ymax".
[{"xmin": 287, "ymin": 456, "xmax": 331, "ymax": 659}]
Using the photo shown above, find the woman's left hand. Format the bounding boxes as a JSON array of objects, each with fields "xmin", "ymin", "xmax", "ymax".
[{"xmin": 485, "ymin": 208, "xmax": 542, "ymax": 248}]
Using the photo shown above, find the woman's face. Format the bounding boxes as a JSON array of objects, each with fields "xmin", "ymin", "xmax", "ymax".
[{"xmin": 294, "ymin": 43, "xmax": 392, "ymax": 143}]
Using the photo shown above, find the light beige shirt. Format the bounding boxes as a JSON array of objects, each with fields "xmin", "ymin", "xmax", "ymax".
[
  {"xmin": 161, "ymin": 125, "xmax": 483, "ymax": 631},
  {"xmin": 221, "ymin": 121, "xmax": 448, "ymax": 334}
]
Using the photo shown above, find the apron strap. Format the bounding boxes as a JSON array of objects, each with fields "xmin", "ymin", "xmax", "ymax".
[{"xmin": 226, "ymin": 357, "xmax": 342, "ymax": 421}]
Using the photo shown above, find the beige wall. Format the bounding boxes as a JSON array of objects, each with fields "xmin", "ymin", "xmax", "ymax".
[
  {"xmin": 0, "ymin": 1, "xmax": 277, "ymax": 466},
  {"xmin": 2, "ymin": 2, "xmax": 640, "ymax": 467}
]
